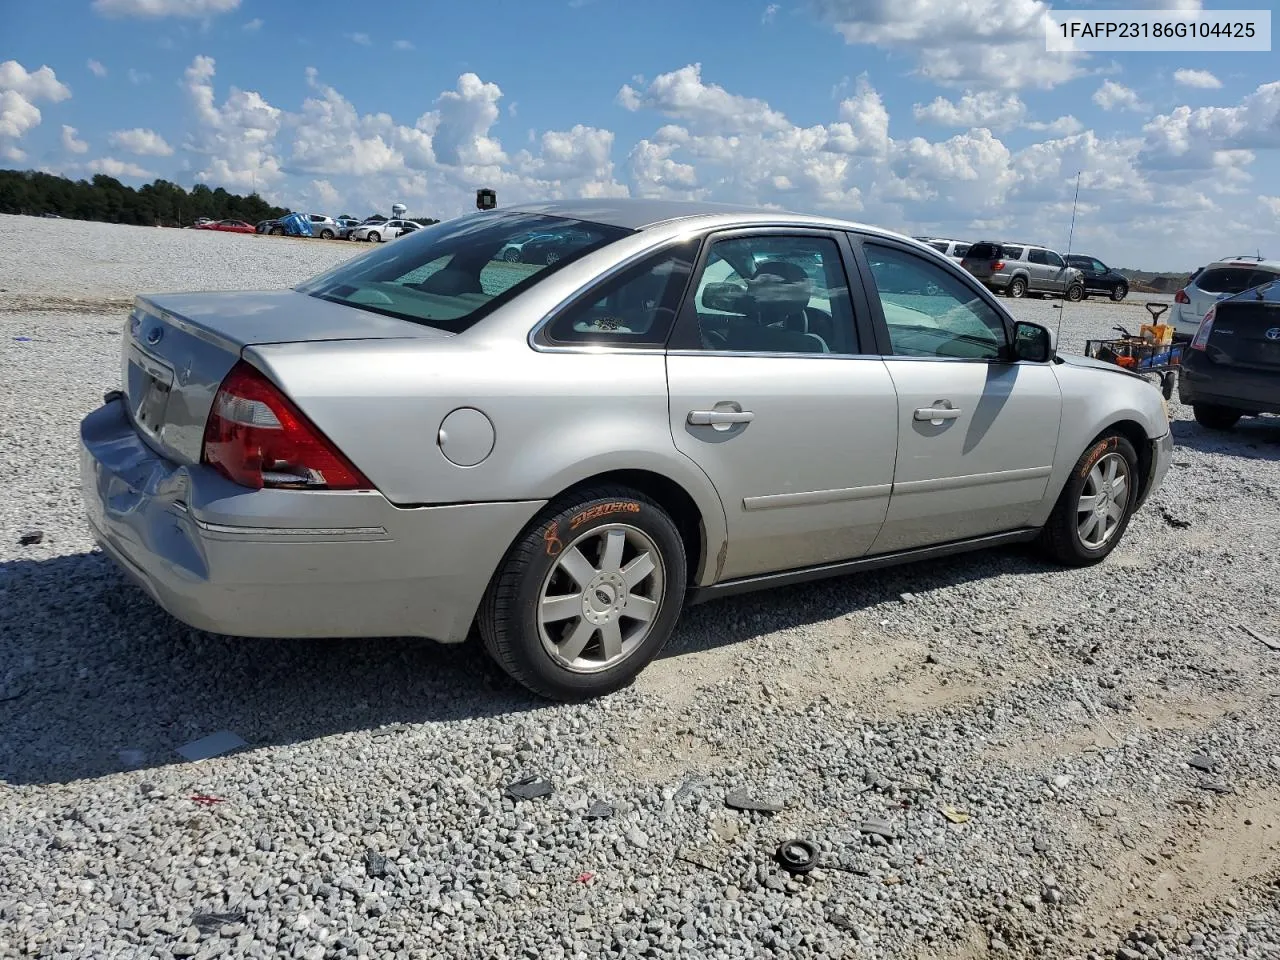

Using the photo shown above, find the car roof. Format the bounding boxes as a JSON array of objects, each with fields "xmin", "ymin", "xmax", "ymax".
[
  {"xmin": 1202, "ymin": 257, "xmax": 1280, "ymax": 272},
  {"xmin": 497, "ymin": 197, "xmax": 875, "ymax": 233}
]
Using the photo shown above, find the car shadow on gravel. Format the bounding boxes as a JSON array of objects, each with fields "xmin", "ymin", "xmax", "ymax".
[
  {"xmin": 0, "ymin": 551, "xmax": 536, "ymax": 786},
  {"xmin": 1, "ymin": 542, "xmax": 1056, "ymax": 786},
  {"xmin": 661, "ymin": 543, "xmax": 1055, "ymax": 661},
  {"xmin": 1170, "ymin": 416, "xmax": 1280, "ymax": 460}
]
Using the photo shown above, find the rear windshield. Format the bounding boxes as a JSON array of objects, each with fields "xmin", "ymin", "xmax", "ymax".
[
  {"xmin": 1196, "ymin": 266, "xmax": 1279, "ymax": 295},
  {"xmin": 966, "ymin": 242, "xmax": 1003, "ymax": 260},
  {"xmin": 296, "ymin": 213, "xmax": 631, "ymax": 333}
]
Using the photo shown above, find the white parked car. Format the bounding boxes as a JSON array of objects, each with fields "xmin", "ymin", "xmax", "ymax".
[
  {"xmin": 1170, "ymin": 256, "xmax": 1280, "ymax": 337},
  {"xmin": 352, "ymin": 219, "xmax": 421, "ymax": 243},
  {"xmin": 913, "ymin": 237, "xmax": 971, "ymax": 263}
]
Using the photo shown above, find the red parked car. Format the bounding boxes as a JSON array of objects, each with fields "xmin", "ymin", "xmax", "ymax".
[{"xmin": 195, "ymin": 219, "xmax": 256, "ymax": 234}]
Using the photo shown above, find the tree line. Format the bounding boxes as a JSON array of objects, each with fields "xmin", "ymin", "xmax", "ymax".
[{"xmin": 0, "ymin": 169, "xmax": 288, "ymax": 226}]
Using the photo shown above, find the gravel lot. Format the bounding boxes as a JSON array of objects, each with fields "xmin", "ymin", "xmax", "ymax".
[{"xmin": 2, "ymin": 213, "xmax": 1278, "ymax": 960}]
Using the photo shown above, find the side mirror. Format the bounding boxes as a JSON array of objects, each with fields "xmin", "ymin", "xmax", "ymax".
[{"xmin": 1013, "ymin": 321, "xmax": 1054, "ymax": 362}]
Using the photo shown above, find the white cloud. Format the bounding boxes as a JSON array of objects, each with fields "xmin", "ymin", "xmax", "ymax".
[
  {"xmin": 61, "ymin": 125, "xmax": 89, "ymax": 154},
  {"xmin": 1142, "ymin": 81, "xmax": 1280, "ymax": 169},
  {"xmin": 243, "ymin": 17, "xmax": 263, "ymax": 32},
  {"xmin": 1173, "ymin": 69, "xmax": 1222, "ymax": 90},
  {"xmin": 347, "ymin": 32, "xmax": 372, "ymax": 46},
  {"xmin": 762, "ymin": 3, "xmax": 780, "ymax": 23},
  {"xmin": 913, "ymin": 91, "xmax": 1027, "ymax": 131},
  {"xmin": 429, "ymin": 72, "xmax": 508, "ymax": 167},
  {"xmin": 92, "ymin": 0, "xmax": 240, "ymax": 17},
  {"xmin": 0, "ymin": 62, "xmax": 71, "ymax": 154},
  {"xmin": 617, "ymin": 64, "xmax": 792, "ymax": 135},
  {"xmin": 1092, "ymin": 80, "xmax": 1147, "ymax": 112},
  {"xmin": 309, "ymin": 179, "xmax": 342, "ymax": 210},
  {"xmin": 110, "ymin": 127, "xmax": 174, "ymax": 156},
  {"xmin": 128, "ymin": 68, "xmax": 151, "ymax": 85},
  {"xmin": 0, "ymin": 61, "xmax": 72, "ymax": 102},
  {"xmin": 393, "ymin": 39, "xmax": 414, "ymax": 51},
  {"xmin": 1259, "ymin": 195, "xmax": 1280, "ymax": 217},
  {"xmin": 87, "ymin": 59, "xmax": 108, "ymax": 78},
  {"xmin": 0, "ymin": 90, "xmax": 42, "ymax": 140},
  {"xmin": 289, "ymin": 68, "xmax": 407, "ymax": 176},
  {"xmin": 182, "ymin": 54, "xmax": 285, "ymax": 190},
  {"xmin": 825, "ymin": 76, "xmax": 891, "ymax": 158},
  {"xmin": 1025, "ymin": 115, "xmax": 1084, "ymax": 136},
  {"xmin": 88, "ymin": 156, "xmax": 153, "ymax": 178},
  {"xmin": 813, "ymin": 0, "xmax": 1086, "ymax": 90}
]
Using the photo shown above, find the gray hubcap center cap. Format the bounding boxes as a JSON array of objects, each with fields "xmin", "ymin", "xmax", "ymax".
[{"xmin": 583, "ymin": 572, "xmax": 627, "ymax": 624}]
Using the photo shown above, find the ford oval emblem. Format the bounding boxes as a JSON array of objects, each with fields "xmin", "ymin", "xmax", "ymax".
[
  {"xmin": 145, "ymin": 326, "xmax": 164, "ymax": 345},
  {"xmin": 1266, "ymin": 327, "xmax": 1280, "ymax": 342}
]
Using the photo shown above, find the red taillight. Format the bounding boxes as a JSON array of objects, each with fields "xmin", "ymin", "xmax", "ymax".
[
  {"xmin": 1189, "ymin": 306, "xmax": 1216, "ymax": 352},
  {"xmin": 1174, "ymin": 288, "xmax": 1191, "ymax": 304},
  {"xmin": 201, "ymin": 360, "xmax": 371, "ymax": 491},
  {"xmin": 993, "ymin": 260, "xmax": 1005, "ymax": 271}
]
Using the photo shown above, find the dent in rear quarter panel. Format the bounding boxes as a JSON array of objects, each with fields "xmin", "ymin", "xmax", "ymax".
[
  {"xmin": 244, "ymin": 338, "xmax": 730, "ymax": 586},
  {"xmin": 1029, "ymin": 362, "xmax": 1170, "ymax": 526}
]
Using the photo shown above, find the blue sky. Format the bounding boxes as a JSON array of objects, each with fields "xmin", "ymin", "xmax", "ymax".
[{"xmin": 2, "ymin": 0, "xmax": 1277, "ymax": 269}]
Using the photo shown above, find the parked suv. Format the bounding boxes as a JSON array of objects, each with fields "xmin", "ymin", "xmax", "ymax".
[
  {"xmin": 1178, "ymin": 276, "xmax": 1280, "ymax": 429},
  {"xmin": 1170, "ymin": 256, "xmax": 1280, "ymax": 338},
  {"xmin": 961, "ymin": 242, "xmax": 1085, "ymax": 300},
  {"xmin": 1066, "ymin": 255, "xmax": 1129, "ymax": 301},
  {"xmin": 913, "ymin": 237, "xmax": 971, "ymax": 263}
]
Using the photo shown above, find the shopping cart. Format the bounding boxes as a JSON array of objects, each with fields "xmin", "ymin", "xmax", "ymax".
[{"xmin": 1083, "ymin": 302, "xmax": 1182, "ymax": 399}]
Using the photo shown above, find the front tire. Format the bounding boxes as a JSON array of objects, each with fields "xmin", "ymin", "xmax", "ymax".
[
  {"xmin": 1111, "ymin": 283, "xmax": 1128, "ymax": 302},
  {"xmin": 479, "ymin": 487, "xmax": 687, "ymax": 701},
  {"xmin": 1193, "ymin": 404, "xmax": 1241, "ymax": 431},
  {"xmin": 269, "ymin": 226, "xmax": 284, "ymax": 236},
  {"xmin": 1040, "ymin": 433, "xmax": 1139, "ymax": 567},
  {"xmin": 368, "ymin": 232, "xmax": 381, "ymax": 243},
  {"xmin": 1065, "ymin": 283, "xmax": 1084, "ymax": 302},
  {"xmin": 320, "ymin": 229, "xmax": 334, "ymax": 240},
  {"xmin": 1007, "ymin": 277, "xmax": 1027, "ymax": 299}
]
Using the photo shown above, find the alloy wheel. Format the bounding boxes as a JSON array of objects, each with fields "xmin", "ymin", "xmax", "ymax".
[
  {"xmin": 1076, "ymin": 452, "xmax": 1130, "ymax": 549},
  {"xmin": 536, "ymin": 523, "xmax": 665, "ymax": 673}
]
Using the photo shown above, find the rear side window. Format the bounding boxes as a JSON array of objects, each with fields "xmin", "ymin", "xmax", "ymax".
[
  {"xmin": 926, "ymin": 241, "xmax": 948, "ymax": 253},
  {"xmin": 1003, "ymin": 246, "xmax": 1026, "ymax": 261},
  {"xmin": 1197, "ymin": 267, "xmax": 1267, "ymax": 295},
  {"xmin": 296, "ymin": 213, "xmax": 631, "ymax": 334},
  {"xmin": 966, "ymin": 242, "xmax": 1002, "ymax": 260},
  {"xmin": 543, "ymin": 241, "xmax": 698, "ymax": 347}
]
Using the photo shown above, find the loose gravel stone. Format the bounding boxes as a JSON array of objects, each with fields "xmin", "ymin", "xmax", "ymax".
[{"xmin": 2, "ymin": 215, "xmax": 1279, "ymax": 960}]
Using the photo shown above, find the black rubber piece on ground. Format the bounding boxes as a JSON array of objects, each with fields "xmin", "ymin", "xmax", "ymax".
[{"xmin": 775, "ymin": 839, "xmax": 820, "ymax": 874}]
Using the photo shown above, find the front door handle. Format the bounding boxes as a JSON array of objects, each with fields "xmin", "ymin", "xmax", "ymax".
[
  {"xmin": 688, "ymin": 409, "xmax": 755, "ymax": 426},
  {"xmin": 914, "ymin": 406, "xmax": 962, "ymax": 421}
]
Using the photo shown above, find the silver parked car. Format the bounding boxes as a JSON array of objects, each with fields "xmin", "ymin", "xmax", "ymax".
[{"xmin": 79, "ymin": 199, "xmax": 1173, "ymax": 701}]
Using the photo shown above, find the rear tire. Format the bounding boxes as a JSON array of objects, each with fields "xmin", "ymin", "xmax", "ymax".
[
  {"xmin": 1008, "ymin": 277, "xmax": 1027, "ymax": 299},
  {"xmin": 1193, "ymin": 404, "xmax": 1241, "ymax": 431},
  {"xmin": 1040, "ymin": 433, "xmax": 1139, "ymax": 567},
  {"xmin": 479, "ymin": 487, "xmax": 687, "ymax": 701},
  {"xmin": 1065, "ymin": 283, "xmax": 1085, "ymax": 302}
]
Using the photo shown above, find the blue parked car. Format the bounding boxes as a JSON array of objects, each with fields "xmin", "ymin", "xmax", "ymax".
[{"xmin": 262, "ymin": 212, "xmax": 314, "ymax": 237}]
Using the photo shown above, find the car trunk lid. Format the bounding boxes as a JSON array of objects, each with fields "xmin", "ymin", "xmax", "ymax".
[
  {"xmin": 1204, "ymin": 282, "xmax": 1280, "ymax": 371},
  {"xmin": 121, "ymin": 289, "xmax": 449, "ymax": 464}
]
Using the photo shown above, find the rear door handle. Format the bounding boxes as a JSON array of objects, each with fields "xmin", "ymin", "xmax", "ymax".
[
  {"xmin": 914, "ymin": 406, "xmax": 962, "ymax": 421},
  {"xmin": 688, "ymin": 409, "xmax": 755, "ymax": 426}
]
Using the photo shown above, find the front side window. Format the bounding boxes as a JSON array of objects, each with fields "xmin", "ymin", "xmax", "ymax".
[
  {"xmin": 296, "ymin": 213, "xmax": 630, "ymax": 333},
  {"xmin": 1092, "ymin": 259, "xmax": 1108, "ymax": 273},
  {"xmin": 1044, "ymin": 250, "xmax": 1065, "ymax": 268},
  {"xmin": 863, "ymin": 243, "xmax": 1008, "ymax": 361},
  {"xmin": 544, "ymin": 242, "xmax": 697, "ymax": 347},
  {"xmin": 954, "ymin": 244, "xmax": 970, "ymax": 257},
  {"xmin": 683, "ymin": 235, "xmax": 857, "ymax": 354}
]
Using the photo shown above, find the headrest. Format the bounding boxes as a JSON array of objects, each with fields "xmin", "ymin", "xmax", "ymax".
[{"xmin": 747, "ymin": 260, "xmax": 812, "ymax": 312}]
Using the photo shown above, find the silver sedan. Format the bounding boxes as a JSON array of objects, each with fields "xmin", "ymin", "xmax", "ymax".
[{"xmin": 80, "ymin": 199, "xmax": 1173, "ymax": 700}]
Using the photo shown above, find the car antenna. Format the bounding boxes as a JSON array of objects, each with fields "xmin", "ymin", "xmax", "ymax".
[{"xmin": 1055, "ymin": 169, "xmax": 1082, "ymax": 345}]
